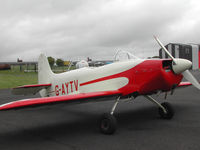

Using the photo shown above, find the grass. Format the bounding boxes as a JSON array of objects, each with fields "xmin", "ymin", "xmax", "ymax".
[
  {"xmin": 0, "ymin": 70, "xmax": 38, "ymax": 89},
  {"xmin": 0, "ymin": 64, "xmax": 76, "ymax": 89}
]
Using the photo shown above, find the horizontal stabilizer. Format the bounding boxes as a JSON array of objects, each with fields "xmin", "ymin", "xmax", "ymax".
[
  {"xmin": 0, "ymin": 90, "xmax": 121, "ymax": 110},
  {"xmin": 12, "ymin": 83, "xmax": 52, "ymax": 95}
]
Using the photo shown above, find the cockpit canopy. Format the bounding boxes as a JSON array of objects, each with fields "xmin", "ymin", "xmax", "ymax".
[
  {"xmin": 114, "ymin": 50, "xmax": 140, "ymax": 61},
  {"xmin": 76, "ymin": 60, "xmax": 89, "ymax": 69}
]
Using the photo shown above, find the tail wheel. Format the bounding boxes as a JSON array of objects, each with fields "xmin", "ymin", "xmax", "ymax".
[
  {"xmin": 99, "ymin": 113, "xmax": 117, "ymax": 134},
  {"xmin": 158, "ymin": 102, "xmax": 174, "ymax": 119}
]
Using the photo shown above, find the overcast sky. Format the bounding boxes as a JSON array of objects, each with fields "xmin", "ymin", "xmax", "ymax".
[{"xmin": 0, "ymin": 0, "xmax": 200, "ymax": 61}]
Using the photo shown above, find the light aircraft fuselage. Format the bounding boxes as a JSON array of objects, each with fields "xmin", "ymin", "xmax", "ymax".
[{"xmin": 45, "ymin": 59, "xmax": 182, "ymax": 98}]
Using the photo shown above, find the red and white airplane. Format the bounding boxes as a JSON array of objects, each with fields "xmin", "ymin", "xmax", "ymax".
[{"xmin": 0, "ymin": 37, "xmax": 199, "ymax": 134}]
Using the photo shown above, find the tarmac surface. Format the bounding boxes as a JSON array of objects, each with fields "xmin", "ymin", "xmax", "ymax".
[{"xmin": 0, "ymin": 71, "xmax": 200, "ymax": 150}]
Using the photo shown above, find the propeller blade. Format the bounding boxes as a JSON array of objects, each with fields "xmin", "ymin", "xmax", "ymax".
[
  {"xmin": 154, "ymin": 36, "xmax": 176, "ymax": 65},
  {"xmin": 182, "ymin": 70, "xmax": 200, "ymax": 90}
]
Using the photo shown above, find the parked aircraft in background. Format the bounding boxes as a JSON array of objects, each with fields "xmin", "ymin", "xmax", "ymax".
[{"xmin": 0, "ymin": 36, "xmax": 199, "ymax": 134}]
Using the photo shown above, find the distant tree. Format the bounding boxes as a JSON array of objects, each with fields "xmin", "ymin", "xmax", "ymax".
[
  {"xmin": 47, "ymin": 56, "xmax": 55, "ymax": 67},
  {"xmin": 56, "ymin": 58, "xmax": 64, "ymax": 67}
]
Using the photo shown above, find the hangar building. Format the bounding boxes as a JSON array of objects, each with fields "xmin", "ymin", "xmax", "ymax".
[{"xmin": 159, "ymin": 43, "xmax": 200, "ymax": 70}]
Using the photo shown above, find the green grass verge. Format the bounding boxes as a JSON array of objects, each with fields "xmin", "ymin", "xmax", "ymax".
[
  {"xmin": 0, "ymin": 64, "xmax": 75, "ymax": 89},
  {"xmin": 0, "ymin": 70, "xmax": 38, "ymax": 89}
]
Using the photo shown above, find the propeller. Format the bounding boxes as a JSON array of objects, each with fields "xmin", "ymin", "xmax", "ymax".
[
  {"xmin": 154, "ymin": 36, "xmax": 176, "ymax": 64},
  {"xmin": 154, "ymin": 36, "xmax": 200, "ymax": 90},
  {"xmin": 182, "ymin": 70, "xmax": 200, "ymax": 90}
]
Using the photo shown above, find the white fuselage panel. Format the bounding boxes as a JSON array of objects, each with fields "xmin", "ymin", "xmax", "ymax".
[{"xmin": 47, "ymin": 59, "xmax": 144, "ymax": 97}]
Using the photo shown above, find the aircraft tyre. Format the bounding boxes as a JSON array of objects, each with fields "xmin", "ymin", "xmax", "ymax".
[
  {"xmin": 158, "ymin": 102, "xmax": 174, "ymax": 119},
  {"xmin": 99, "ymin": 113, "xmax": 117, "ymax": 134}
]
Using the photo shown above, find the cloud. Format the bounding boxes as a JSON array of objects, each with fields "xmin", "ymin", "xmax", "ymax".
[{"xmin": 0, "ymin": 0, "xmax": 199, "ymax": 61}]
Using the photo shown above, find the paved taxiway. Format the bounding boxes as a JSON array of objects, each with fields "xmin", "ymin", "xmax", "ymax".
[{"xmin": 0, "ymin": 71, "xmax": 200, "ymax": 150}]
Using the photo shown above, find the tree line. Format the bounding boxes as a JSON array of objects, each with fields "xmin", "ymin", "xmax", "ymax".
[{"xmin": 47, "ymin": 56, "xmax": 65, "ymax": 67}]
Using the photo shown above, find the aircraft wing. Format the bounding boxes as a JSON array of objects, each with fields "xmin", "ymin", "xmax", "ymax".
[
  {"xmin": 178, "ymin": 82, "xmax": 192, "ymax": 88},
  {"xmin": 12, "ymin": 83, "xmax": 52, "ymax": 95},
  {"xmin": 0, "ymin": 90, "xmax": 121, "ymax": 111}
]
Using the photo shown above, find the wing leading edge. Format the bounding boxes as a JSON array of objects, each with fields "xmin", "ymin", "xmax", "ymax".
[
  {"xmin": 178, "ymin": 82, "xmax": 192, "ymax": 88},
  {"xmin": 0, "ymin": 90, "xmax": 121, "ymax": 111}
]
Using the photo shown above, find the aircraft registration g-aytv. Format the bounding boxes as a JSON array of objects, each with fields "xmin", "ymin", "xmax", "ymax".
[{"xmin": 0, "ymin": 36, "xmax": 200, "ymax": 134}]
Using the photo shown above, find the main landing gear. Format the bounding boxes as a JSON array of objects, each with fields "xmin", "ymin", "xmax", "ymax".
[
  {"xmin": 99, "ymin": 95, "xmax": 174, "ymax": 135},
  {"xmin": 144, "ymin": 95, "xmax": 174, "ymax": 119},
  {"xmin": 99, "ymin": 97, "xmax": 120, "ymax": 134}
]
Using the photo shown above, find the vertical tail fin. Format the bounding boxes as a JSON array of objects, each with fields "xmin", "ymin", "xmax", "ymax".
[{"xmin": 38, "ymin": 53, "xmax": 54, "ymax": 97}]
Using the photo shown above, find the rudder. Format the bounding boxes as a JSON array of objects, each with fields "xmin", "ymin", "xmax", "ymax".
[{"xmin": 38, "ymin": 53, "xmax": 54, "ymax": 97}]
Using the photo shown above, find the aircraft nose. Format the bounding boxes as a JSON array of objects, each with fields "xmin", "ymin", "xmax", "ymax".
[{"xmin": 172, "ymin": 58, "xmax": 192, "ymax": 74}]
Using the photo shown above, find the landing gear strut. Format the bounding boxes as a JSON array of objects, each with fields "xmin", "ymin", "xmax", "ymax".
[
  {"xmin": 99, "ymin": 97, "xmax": 120, "ymax": 134},
  {"xmin": 99, "ymin": 95, "xmax": 174, "ymax": 134},
  {"xmin": 144, "ymin": 95, "xmax": 174, "ymax": 119}
]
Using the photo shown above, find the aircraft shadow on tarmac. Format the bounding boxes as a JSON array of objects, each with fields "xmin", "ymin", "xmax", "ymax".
[{"xmin": 0, "ymin": 103, "xmax": 188, "ymax": 143}]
